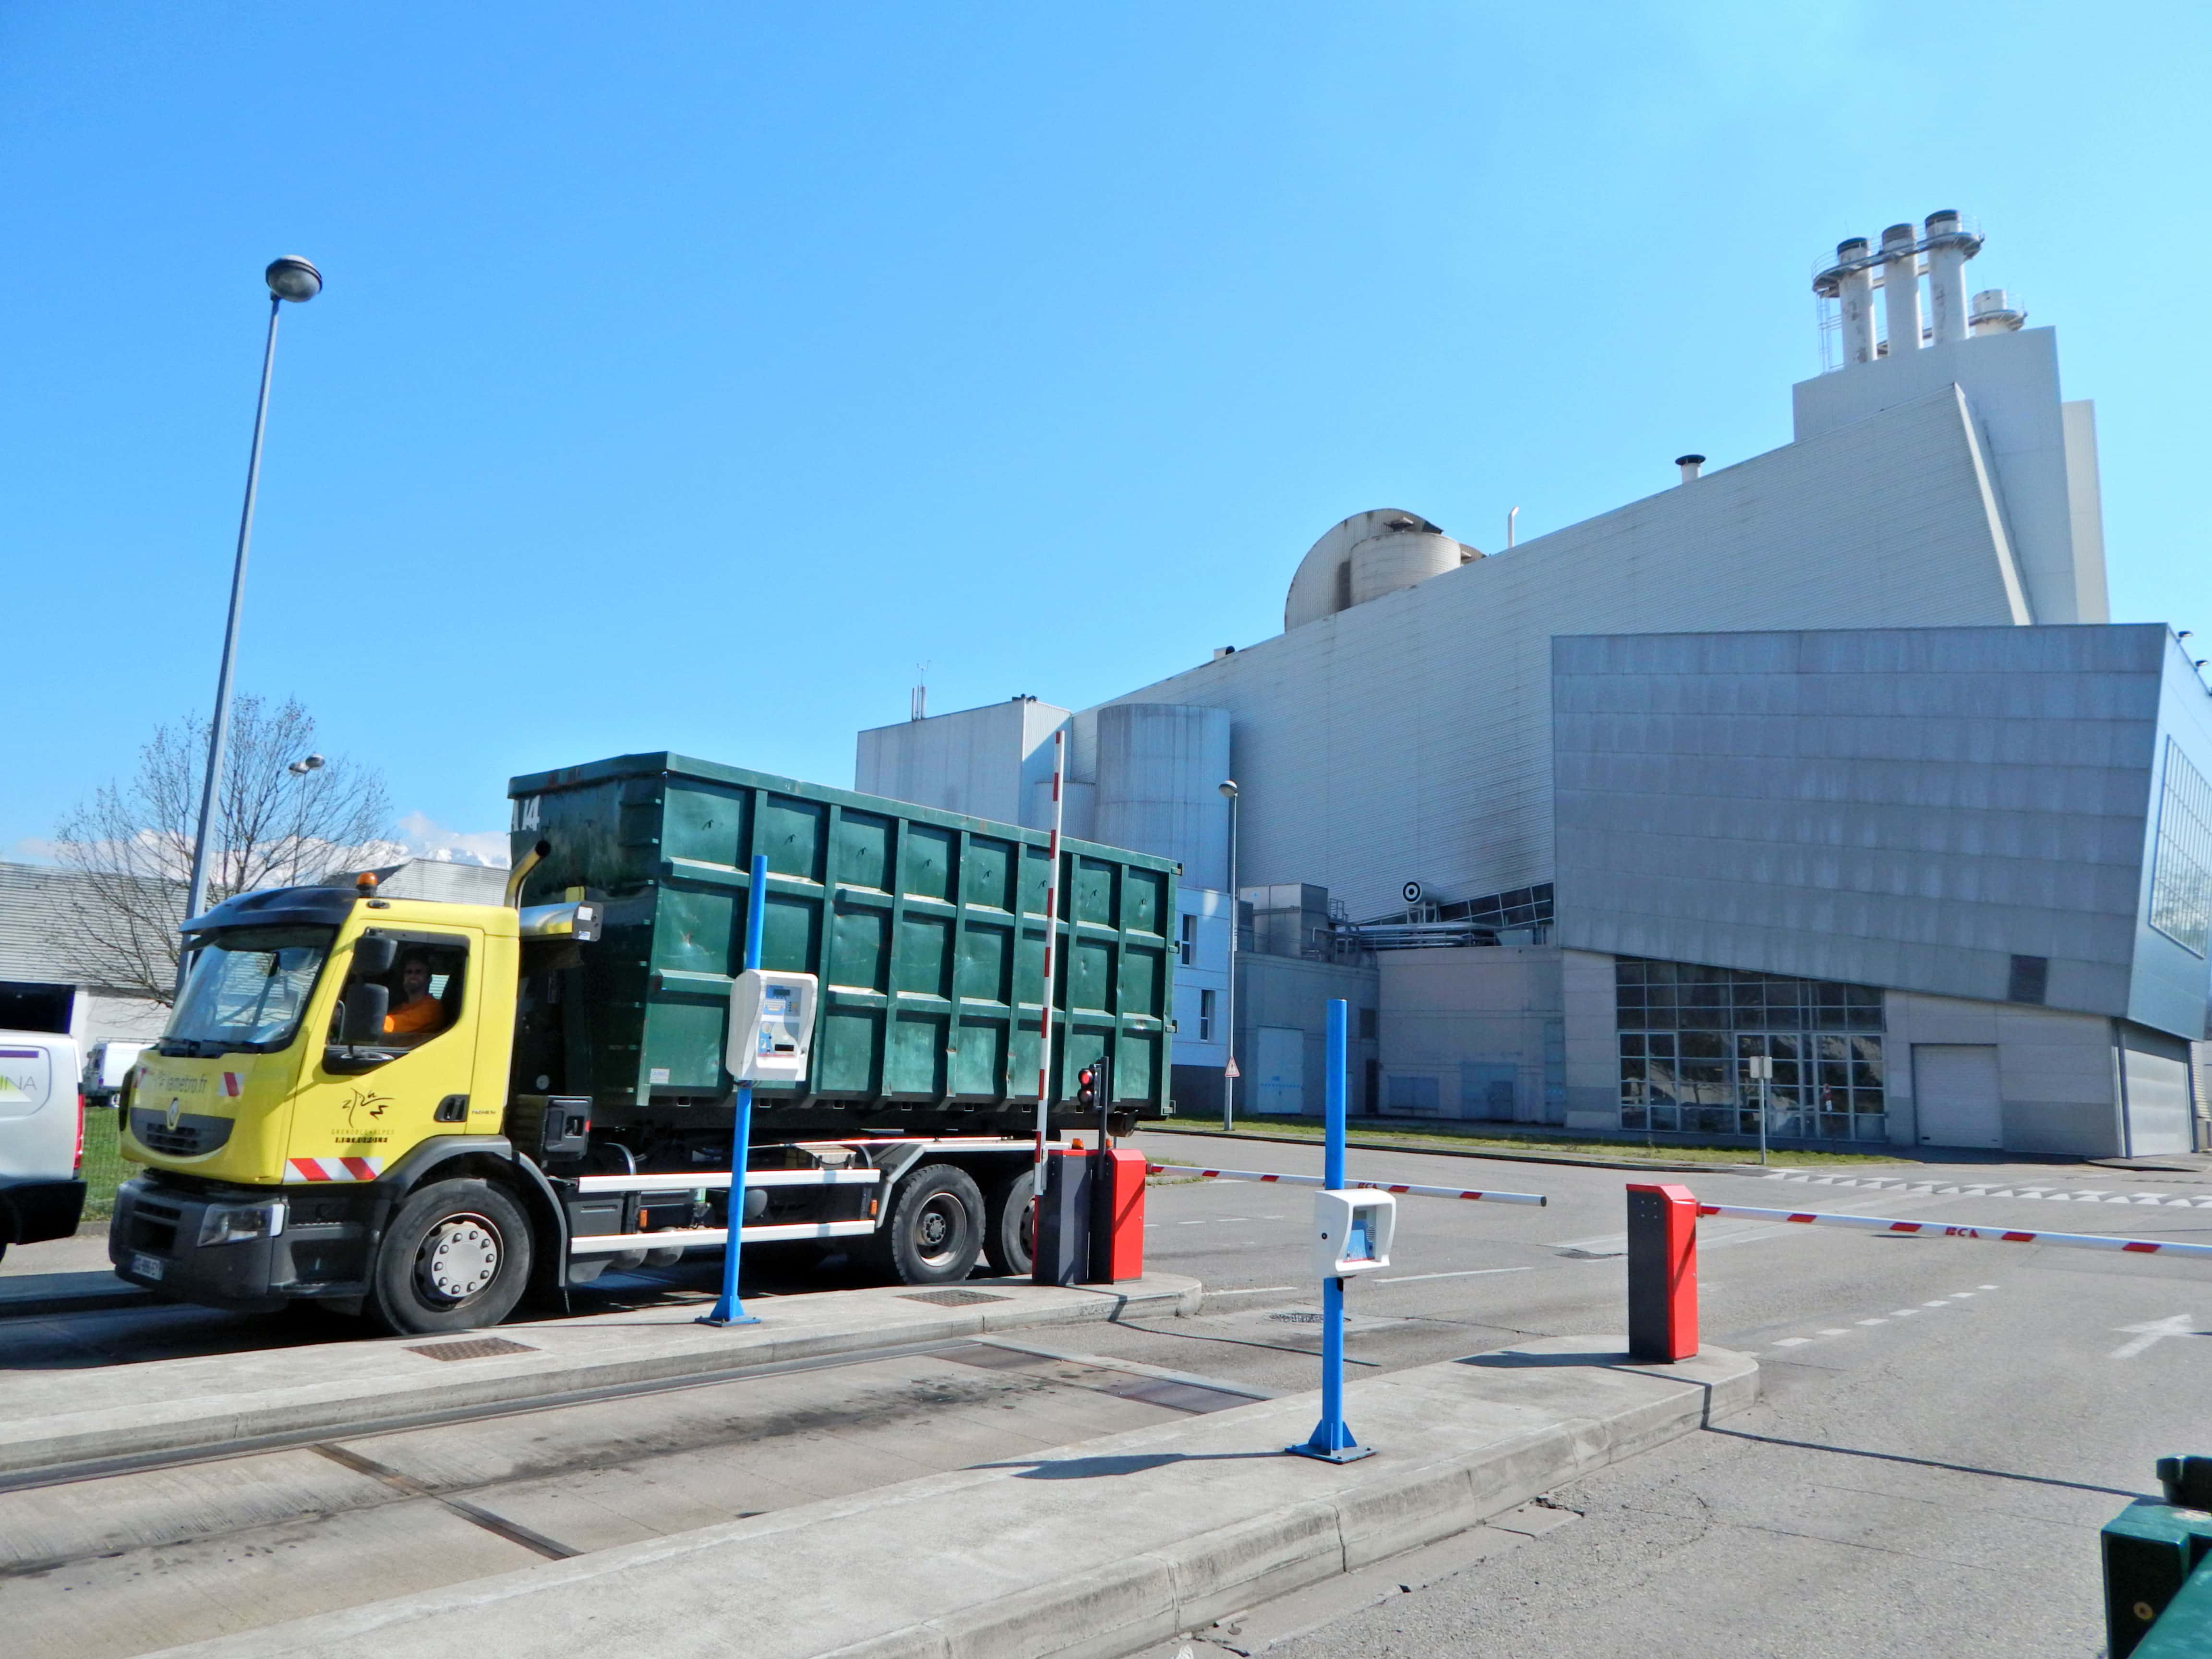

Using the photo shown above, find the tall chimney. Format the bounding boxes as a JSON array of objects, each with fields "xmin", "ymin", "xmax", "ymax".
[
  {"xmin": 1675, "ymin": 454, "xmax": 1705, "ymax": 484},
  {"xmin": 1835, "ymin": 238, "xmax": 1877, "ymax": 367},
  {"xmin": 1880, "ymin": 222, "xmax": 1921, "ymax": 356},
  {"xmin": 1923, "ymin": 210, "xmax": 1978, "ymax": 345}
]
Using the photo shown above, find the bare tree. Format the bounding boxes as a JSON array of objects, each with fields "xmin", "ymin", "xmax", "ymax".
[{"xmin": 51, "ymin": 696, "xmax": 393, "ymax": 1004}]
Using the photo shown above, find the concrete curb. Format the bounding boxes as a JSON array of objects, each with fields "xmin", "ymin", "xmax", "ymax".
[
  {"xmin": 140, "ymin": 1337, "xmax": 1757, "ymax": 1659},
  {"xmin": 0, "ymin": 1274, "xmax": 1202, "ymax": 1479},
  {"xmin": 1146, "ymin": 1123, "xmax": 1908, "ymax": 1178}
]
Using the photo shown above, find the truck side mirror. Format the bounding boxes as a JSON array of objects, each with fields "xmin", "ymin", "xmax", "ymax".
[
  {"xmin": 353, "ymin": 936, "xmax": 397, "ymax": 977},
  {"xmin": 339, "ymin": 984, "xmax": 390, "ymax": 1046}
]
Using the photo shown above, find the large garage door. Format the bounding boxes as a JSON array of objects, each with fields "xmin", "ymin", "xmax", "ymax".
[{"xmin": 1913, "ymin": 1045, "xmax": 2002, "ymax": 1149}]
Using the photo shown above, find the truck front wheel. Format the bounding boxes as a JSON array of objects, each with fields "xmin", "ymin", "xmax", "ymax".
[
  {"xmin": 876, "ymin": 1164, "xmax": 983, "ymax": 1286},
  {"xmin": 368, "ymin": 1178, "xmax": 534, "ymax": 1334}
]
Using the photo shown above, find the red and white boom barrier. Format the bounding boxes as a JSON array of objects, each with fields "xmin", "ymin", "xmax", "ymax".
[
  {"xmin": 1144, "ymin": 1162, "xmax": 1546, "ymax": 1207},
  {"xmin": 1693, "ymin": 1200, "xmax": 2212, "ymax": 1259}
]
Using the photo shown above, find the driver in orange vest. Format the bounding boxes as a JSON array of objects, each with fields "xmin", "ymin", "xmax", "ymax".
[{"xmin": 384, "ymin": 955, "xmax": 444, "ymax": 1037}]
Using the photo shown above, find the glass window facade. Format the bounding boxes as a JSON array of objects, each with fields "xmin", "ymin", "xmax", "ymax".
[
  {"xmin": 2150, "ymin": 738, "xmax": 2212, "ymax": 958},
  {"xmin": 1615, "ymin": 957, "xmax": 1887, "ymax": 1142}
]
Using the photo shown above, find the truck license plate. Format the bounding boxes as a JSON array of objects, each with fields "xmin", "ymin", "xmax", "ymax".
[{"xmin": 130, "ymin": 1252, "xmax": 166, "ymax": 1281}]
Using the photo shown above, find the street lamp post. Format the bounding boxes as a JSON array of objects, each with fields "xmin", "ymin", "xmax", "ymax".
[
  {"xmin": 286, "ymin": 753, "xmax": 325, "ymax": 885},
  {"xmin": 178, "ymin": 257, "xmax": 322, "ymax": 994},
  {"xmin": 1218, "ymin": 779, "xmax": 1239, "ymax": 1132}
]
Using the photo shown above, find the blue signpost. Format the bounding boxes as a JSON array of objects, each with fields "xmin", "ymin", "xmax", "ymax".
[
  {"xmin": 700, "ymin": 853, "xmax": 769, "ymax": 1328},
  {"xmin": 1290, "ymin": 997, "xmax": 1371, "ymax": 1463}
]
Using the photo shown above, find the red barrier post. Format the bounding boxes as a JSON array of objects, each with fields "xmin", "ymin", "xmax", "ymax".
[
  {"xmin": 1101, "ymin": 1147, "xmax": 1146, "ymax": 1281},
  {"xmin": 1626, "ymin": 1182, "xmax": 1698, "ymax": 1361}
]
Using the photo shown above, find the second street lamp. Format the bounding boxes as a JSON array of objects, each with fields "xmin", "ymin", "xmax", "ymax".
[
  {"xmin": 1219, "ymin": 778, "xmax": 1239, "ymax": 1131},
  {"xmin": 178, "ymin": 257, "xmax": 322, "ymax": 994}
]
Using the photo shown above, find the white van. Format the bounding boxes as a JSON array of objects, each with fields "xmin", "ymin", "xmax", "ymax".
[
  {"xmin": 0, "ymin": 1031, "xmax": 87, "ymax": 1263},
  {"xmin": 82, "ymin": 1039, "xmax": 150, "ymax": 1107}
]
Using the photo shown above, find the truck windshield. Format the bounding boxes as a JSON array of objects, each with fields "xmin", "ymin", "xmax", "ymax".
[{"xmin": 164, "ymin": 926, "xmax": 334, "ymax": 1056}]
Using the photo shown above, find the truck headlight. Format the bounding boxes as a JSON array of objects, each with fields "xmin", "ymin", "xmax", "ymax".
[{"xmin": 197, "ymin": 1200, "xmax": 287, "ymax": 1248}]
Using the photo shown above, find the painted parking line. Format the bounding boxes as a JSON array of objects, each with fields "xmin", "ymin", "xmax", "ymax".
[
  {"xmin": 1374, "ymin": 1267, "xmax": 1534, "ymax": 1284},
  {"xmin": 1767, "ymin": 1285, "xmax": 2004, "ymax": 1352},
  {"xmin": 2111, "ymin": 1314, "xmax": 2200, "ymax": 1360}
]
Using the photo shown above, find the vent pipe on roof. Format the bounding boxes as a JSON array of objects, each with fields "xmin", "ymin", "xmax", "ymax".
[
  {"xmin": 1923, "ymin": 210, "xmax": 1981, "ymax": 345},
  {"xmin": 1506, "ymin": 505, "xmax": 1519, "ymax": 548},
  {"xmin": 1675, "ymin": 454, "xmax": 1705, "ymax": 485},
  {"xmin": 1969, "ymin": 288, "xmax": 2026, "ymax": 335},
  {"xmin": 1880, "ymin": 223, "xmax": 1922, "ymax": 356},
  {"xmin": 1835, "ymin": 238, "xmax": 1878, "ymax": 367}
]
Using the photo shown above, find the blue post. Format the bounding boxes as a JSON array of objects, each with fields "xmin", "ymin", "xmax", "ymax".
[
  {"xmin": 1291, "ymin": 998, "xmax": 1369, "ymax": 1462},
  {"xmin": 700, "ymin": 852, "xmax": 769, "ymax": 1327}
]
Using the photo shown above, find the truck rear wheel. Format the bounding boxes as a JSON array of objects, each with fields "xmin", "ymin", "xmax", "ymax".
[
  {"xmin": 982, "ymin": 1167, "xmax": 1035, "ymax": 1277},
  {"xmin": 876, "ymin": 1163, "xmax": 984, "ymax": 1286},
  {"xmin": 368, "ymin": 1178, "xmax": 534, "ymax": 1334}
]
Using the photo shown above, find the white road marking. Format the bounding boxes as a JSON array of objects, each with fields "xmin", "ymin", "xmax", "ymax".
[
  {"xmin": 1979, "ymin": 1284, "xmax": 1999, "ymax": 1289},
  {"xmin": 1818, "ymin": 1328, "xmax": 1849, "ymax": 1336},
  {"xmin": 1207, "ymin": 1285, "xmax": 1301, "ymax": 1297},
  {"xmin": 2111, "ymin": 1314, "xmax": 2199, "ymax": 1360},
  {"xmin": 1922, "ymin": 1300, "xmax": 1951, "ymax": 1308},
  {"xmin": 1374, "ymin": 1267, "xmax": 1534, "ymax": 1284},
  {"xmin": 1772, "ymin": 1337, "xmax": 1812, "ymax": 1347},
  {"xmin": 1892, "ymin": 1309, "xmax": 1921, "ymax": 1317},
  {"xmin": 1855, "ymin": 1318, "xmax": 1887, "ymax": 1326}
]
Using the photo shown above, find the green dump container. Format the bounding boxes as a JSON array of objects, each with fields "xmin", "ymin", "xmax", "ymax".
[{"xmin": 507, "ymin": 752, "xmax": 1176, "ymax": 1139}]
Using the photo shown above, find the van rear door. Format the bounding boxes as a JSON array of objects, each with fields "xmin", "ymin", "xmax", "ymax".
[{"xmin": 0, "ymin": 1039, "xmax": 71, "ymax": 1180}]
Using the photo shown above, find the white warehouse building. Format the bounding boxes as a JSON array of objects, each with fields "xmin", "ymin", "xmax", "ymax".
[{"xmin": 857, "ymin": 213, "xmax": 2211, "ymax": 1158}]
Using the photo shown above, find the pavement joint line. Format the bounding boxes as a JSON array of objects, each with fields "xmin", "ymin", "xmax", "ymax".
[{"xmin": 308, "ymin": 1441, "xmax": 582, "ymax": 1562}]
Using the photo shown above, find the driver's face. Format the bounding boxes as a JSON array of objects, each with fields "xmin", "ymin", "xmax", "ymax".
[{"xmin": 403, "ymin": 961, "xmax": 431, "ymax": 997}]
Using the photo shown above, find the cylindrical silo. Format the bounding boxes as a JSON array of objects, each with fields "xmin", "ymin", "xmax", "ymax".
[
  {"xmin": 1093, "ymin": 704, "xmax": 1233, "ymax": 891},
  {"xmin": 1348, "ymin": 529, "xmax": 1466, "ymax": 607}
]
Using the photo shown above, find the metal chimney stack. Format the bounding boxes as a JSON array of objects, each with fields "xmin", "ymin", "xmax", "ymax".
[
  {"xmin": 1675, "ymin": 454, "xmax": 1705, "ymax": 485},
  {"xmin": 1880, "ymin": 223, "xmax": 1922, "ymax": 356},
  {"xmin": 1835, "ymin": 238, "xmax": 1877, "ymax": 367},
  {"xmin": 1923, "ymin": 209, "xmax": 1982, "ymax": 345}
]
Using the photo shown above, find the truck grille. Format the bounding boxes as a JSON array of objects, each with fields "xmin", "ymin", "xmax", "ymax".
[
  {"xmin": 130, "ymin": 1108, "xmax": 235, "ymax": 1157},
  {"xmin": 130, "ymin": 1196, "xmax": 184, "ymax": 1256}
]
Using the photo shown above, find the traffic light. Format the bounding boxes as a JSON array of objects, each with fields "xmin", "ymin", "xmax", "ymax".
[{"xmin": 1076, "ymin": 1068, "xmax": 1096, "ymax": 1109}]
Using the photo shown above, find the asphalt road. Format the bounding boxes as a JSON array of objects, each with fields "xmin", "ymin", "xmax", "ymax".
[{"xmin": 1117, "ymin": 1130, "xmax": 2212, "ymax": 1658}]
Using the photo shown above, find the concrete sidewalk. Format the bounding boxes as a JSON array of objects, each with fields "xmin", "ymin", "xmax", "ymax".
[
  {"xmin": 143, "ymin": 1334, "xmax": 1755, "ymax": 1659},
  {"xmin": 0, "ymin": 1273, "xmax": 1201, "ymax": 1478}
]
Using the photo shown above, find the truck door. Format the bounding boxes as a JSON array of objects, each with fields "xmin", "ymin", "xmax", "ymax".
[{"xmin": 292, "ymin": 928, "xmax": 483, "ymax": 1182}]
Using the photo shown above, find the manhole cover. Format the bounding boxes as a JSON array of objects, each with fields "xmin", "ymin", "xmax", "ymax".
[
  {"xmin": 405, "ymin": 1336, "xmax": 540, "ymax": 1361},
  {"xmin": 1269, "ymin": 1310, "xmax": 1323, "ymax": 1324},
  {"xmin": 900, "ymin": 1289, "xmax": 1012, "ymax": 1307}
]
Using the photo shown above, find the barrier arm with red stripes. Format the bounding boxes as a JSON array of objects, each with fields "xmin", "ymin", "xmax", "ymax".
[
  {"xmin": 1695, "ymin": 1200, "xmax": 2212, "ymax": 1259},
  {"xmin": 1145, "ymin": 1162, "xmax": 1546, "ymax": 1207}
]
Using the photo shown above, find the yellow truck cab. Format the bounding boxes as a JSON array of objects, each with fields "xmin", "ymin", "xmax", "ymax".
[{"xmin": 110, "ymin": 877, "xmax": 581, "ymax": 1332}]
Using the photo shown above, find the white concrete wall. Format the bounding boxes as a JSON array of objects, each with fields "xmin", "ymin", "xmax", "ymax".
[
  {"xmin": 1561, "ymin": 948, "xmax": 1620, "ymax": 1128},
  {"xmin": 1088, "ymin": 387, "xmax": 2025, "ymax": 924},
  {"xmin": 856, "ymin": 699, "xmax": 1073, "ymax": 829},
  {"xmin": 1792, "ymin": 328, "xmax": 2105, "ymax": 625},
  {"xmin": 1377, "ymin": 946, "xmax": 1565, "ymax": 1123}
]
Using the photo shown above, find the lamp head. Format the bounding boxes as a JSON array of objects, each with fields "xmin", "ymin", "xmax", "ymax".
[
  {"xmin": 1218, "ymin": 780, "xmax": 1239, "ymax": 801},
  {"xmin": 265, "ymin": 256, "xmax": 322, "ymax": 303}
]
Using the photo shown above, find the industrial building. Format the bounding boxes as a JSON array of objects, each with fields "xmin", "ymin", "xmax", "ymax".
[{"xmin": 856, "ymin": 213, "xmax": 2211, "ymax": 1158}]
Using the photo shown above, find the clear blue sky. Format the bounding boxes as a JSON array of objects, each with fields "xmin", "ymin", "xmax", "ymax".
[{"xmin": 6, "ymin": 3, "xmax": 2209, "ymax": 860}]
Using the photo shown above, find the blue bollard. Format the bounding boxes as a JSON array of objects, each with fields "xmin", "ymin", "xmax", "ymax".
[
  {"xmin": 700, "ymin": 853, "xmax": 769, "ymax": 1328},
  {"xmin": 1290, "ymin": 998, "xmax": 1372, "ymax": 1463}
]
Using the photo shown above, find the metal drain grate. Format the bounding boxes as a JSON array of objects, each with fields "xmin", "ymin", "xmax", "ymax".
[
  {"xmin": 405, "ymin": 1336, "xmax": 540, "ymax": 1361},
  {"xmin": 1268, "ymin": 1310, "xmax": 1323, "ymax": 1324},
  {"xmin": 900, "ymin": 1288, "xmax": 1013, "ymax": 1307}
]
